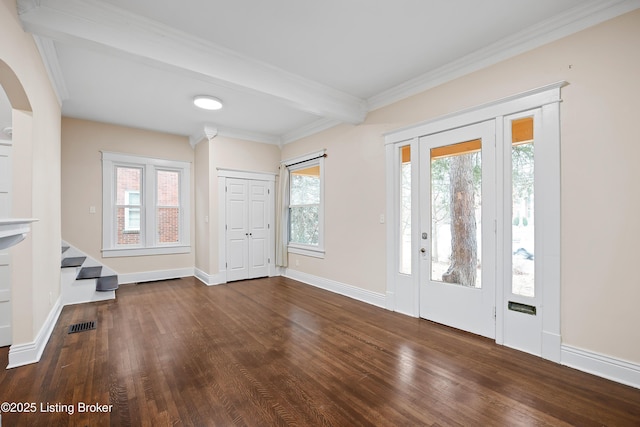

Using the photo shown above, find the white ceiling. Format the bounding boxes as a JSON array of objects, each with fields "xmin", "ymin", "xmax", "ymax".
[{"xmin": 13, "ymin": 0, "xmax": 639, "ymax": 145}]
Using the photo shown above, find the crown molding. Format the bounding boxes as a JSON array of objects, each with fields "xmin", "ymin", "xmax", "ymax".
[
  {"xmin": 188, "ymin": 132, "xmax": 204, "ymax": 149},
  {"xmin": 16, "ymin": 0, "xmax": 40, "ymax": 15},
  {"xmin": 32, "ymin": 35, "xmax": 68, "ymax": 106},
  {"xmin": 17, "ymin": 0, "xmax": 367, "ymax": 125},
  {"xmin": 281, "ymin": 117, "xmax": 342, "ymax": 145},
  {"xmin": 189, "ymin": 124, "xmax": 282, "ymax": 148},
  {"xmin": 217, "ymin": 127, "xmax": 281, "ymax": 146},
  {"xmin": 368, "ymin": 0, "xmax": 640, "ymax": 112}
]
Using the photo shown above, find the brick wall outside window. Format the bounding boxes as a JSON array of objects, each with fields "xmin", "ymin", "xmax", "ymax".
[
  {"xmin": 115, "ymin": 168, "xmax": 181, "ymax": 245},
  {"xmin": 157, "ymin": 170, "xmax": 180, "ymax": 243}
]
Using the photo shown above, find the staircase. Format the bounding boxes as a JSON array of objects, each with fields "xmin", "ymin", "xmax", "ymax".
[{"xmin": 61, "ymin": 241, "xmax": 118, "ymax": 305}]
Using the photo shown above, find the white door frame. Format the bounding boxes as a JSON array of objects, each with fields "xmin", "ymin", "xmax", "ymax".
[
  {"xmin": 217, "ymin": 168, "xmax": 276, "ymax": 283},
  {"xmin": 384, "ymin": 82, "xmax": 564, "ymax": 363},
  {"xmin": 0, "ymin": 141, "xmax": 12, "ymax": 346}
]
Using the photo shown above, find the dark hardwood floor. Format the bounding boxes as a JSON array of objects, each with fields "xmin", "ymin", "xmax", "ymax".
[{"xmin": 1, "ymin": 276, "xmax": 639, "ymax": 426}]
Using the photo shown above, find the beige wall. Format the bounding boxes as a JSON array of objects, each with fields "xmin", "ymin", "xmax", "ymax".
[
  {"xmin": 61, "ymin": 117, "xmax": 195, "ymax": 275},
  {"xmin": 0, "ymin": 0, "xmax": 62, "ymax": 344},
  {"xmin": 198, "ymin": 136, "xmax": 280, "ymax": 276},
  {"xmin": 281, "ymin": 123, "xmax": 388, "ymax": 293},
  {"xmin": 194, "ymin": 139, "xmax": 210, "ymax": 273},
  {"xmin": 6, "ymin": 0, "xmax": 638, "ymax": 370},
  {"xmin": 283, "ymin": 10, "xmax": 640, "ymax": 364}
]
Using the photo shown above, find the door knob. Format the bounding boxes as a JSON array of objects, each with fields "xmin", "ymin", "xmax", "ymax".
[{"xmin": 420, "ymin": 247, "xmax": 426, "ymax": 253}]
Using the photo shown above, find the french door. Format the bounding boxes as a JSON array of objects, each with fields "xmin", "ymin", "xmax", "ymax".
[
  {"xmin": 387, "ymin": 83, "xmax": 562, "ymax": 361},
  {"xmin": 419, "ymin": 121, "xmax": 496, "ymax": 339}
]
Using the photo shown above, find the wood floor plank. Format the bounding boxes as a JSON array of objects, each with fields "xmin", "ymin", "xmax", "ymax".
[{"xmin": 0, "ymin": 276, "xmax": 639, "ymax": 426}]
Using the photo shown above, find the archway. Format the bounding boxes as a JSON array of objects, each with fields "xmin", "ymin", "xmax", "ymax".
[{"xmin": 0, "ymin": 59, "xmax": 32, "ymax": 348}]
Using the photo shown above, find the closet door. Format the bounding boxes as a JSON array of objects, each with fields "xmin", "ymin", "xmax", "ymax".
[
  {"xmin": 225, "ymin": 178, "xmax": 270, "ymax": 282},
  {"xmin": 226, "ymin": 178, "xmax": 250, "ymax": 282},
  {"xmin": 248, "ymin": 180, "xmax": 269, "ymax": 278}
]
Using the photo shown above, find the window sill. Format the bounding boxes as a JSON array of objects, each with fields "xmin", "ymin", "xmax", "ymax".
[
  {"xmin": 102, "ymin": 245, "xmax": 191, "ymax": 258},
  {"xmin": 288, "ymin": 245, "xmax": 325, "ymax": 259}
]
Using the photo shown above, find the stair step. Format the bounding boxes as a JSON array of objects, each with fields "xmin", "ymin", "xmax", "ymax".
[
  {"xmin": 61, "ymin": 245, "xmax": 70, "ymax": 254},
  {"xmin": 61, "ymin": 256, "xmax": 86, "ymax": 268},
  {"xmin": 96, "ymin": 275, "xmax": 119, "ymax": 291},
  {"xmin": 76, "ymin": 266, "xmax": 103, "ymax": 280}
]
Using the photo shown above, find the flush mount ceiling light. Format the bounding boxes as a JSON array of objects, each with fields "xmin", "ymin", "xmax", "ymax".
[{"xmin": 193, "ymin": 95, "xmax": 223, "ymax": 111}]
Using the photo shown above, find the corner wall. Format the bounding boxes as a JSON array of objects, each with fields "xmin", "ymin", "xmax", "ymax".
[
  {"xmin": 61, "ymin": 117, "xmax": 195, "ymax": 278},
  {"xmin": 193, "ymin": 135, "xmax": 280, "ymax": 281},
  {"xmin": 282, "ymin": 9, "xmax": 640, "ymax": 365},
  {"xmin": 0, "ymin": 0, "xmax": 62, "ymax": 347}
]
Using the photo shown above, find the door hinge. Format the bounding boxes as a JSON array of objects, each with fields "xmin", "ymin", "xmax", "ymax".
[
  {"xmin": 268, "ymin": 258, "xmax": 271, "ymax": 263},
  {"xmin": 225, "ymin": 224, "xmax": 227, "ymax": 230},
  {"xmin": 226, "ymin": 262, "xmax": 227, "ymax": 268},
  {"xmin": 268, "ymin": 189, "xmax": 270, "ymax": 194},
  {"xmin": 225, "ymin": 185, "xmax": 227, "ymax": 192},
  {"xmin": 493, "ymin": 306, "xmax": 497, "ymax": 319},
  {"xmin": 268, "ymin": 224, "xmax": 270, "ymax": 229}
]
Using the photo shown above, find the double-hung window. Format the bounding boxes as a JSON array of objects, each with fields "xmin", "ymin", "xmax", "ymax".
[
  {"xmin": 102, "ymin": 152, "xmax": 190, "ymax": 257},
  {"xmin": 286, "ymin": 151, "xmax": 325, "ymax": 258}
]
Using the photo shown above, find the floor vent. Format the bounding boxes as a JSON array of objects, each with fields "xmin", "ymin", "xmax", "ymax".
[{"xmin": 68, "ymin": 321, "xmax": 96, "ymax": 334}]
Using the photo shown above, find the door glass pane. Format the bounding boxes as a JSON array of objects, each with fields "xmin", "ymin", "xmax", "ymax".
[
  {"xmin": 512, "ymin": 117, "xmax": 535, "ymax": 297},
  {"xmin": 116, "ymin": 166, "xmax": 141, "ymax": 245},
  {"xmin": 430, "ymin": 140, "xmax": 482, "ymax": 288},
  {"xmin": 399, "ymin": 146, "xmax": 411, "ymax": 274},
  {"xmin": 157, "ymin": 170, "xmax": 180, "ymax": 244}
]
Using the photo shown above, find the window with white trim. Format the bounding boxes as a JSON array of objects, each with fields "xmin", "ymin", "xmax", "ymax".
[
  {"xmin": 286, "ymin": 153, "xmax": 325, "ymax": 258},
  {"xmin": 102, "ymin": 152, "xmax": 190, "ymax": 257}
]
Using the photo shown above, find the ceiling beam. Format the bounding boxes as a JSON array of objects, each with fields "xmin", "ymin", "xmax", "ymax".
[{"xmin": 17, "ymin": 0, "xmax": 368, "ymax": 125}]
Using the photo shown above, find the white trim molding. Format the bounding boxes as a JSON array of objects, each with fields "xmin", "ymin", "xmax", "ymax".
[
  {"xmin": 562, "ymin": 345, "xmax": 640, "ymax": 390},
  {"xmin": 7, "ymin": 296, "xmax": 63, "ymax": 369},
  {"xmin": 385, "ymin": 81, "xmax": 567, "ymax": 145},
  {"xmin": 217, "ymin": 169, "xmax": 278, "ymax": 284},
  {"xmin": 216, "ymin": 168, "xmax": 277, "ymax": 181},
  {"xmin": 385, "ymin": 82, "xmax": 563, "ymax": 363},
  {"xmin": 17, "ymin": 0, "xmax": 367, "ymax": 125},
  {"xmin": 32, "ymin": 34, "xmax": 68, "ymax": 106},
  {"xmin": 368, "ymin": 0, "xmax": 640, "ymax": 112},
  {"xmin": 194, "ymin": 268, "xmax": 226, "ymax": 286},
  {"xmin": 117, "ymin": 267, "xmax": 194, "ymax": 285},
  {"xmin": 101, "ymin": 151, "xmax": 192, "ymax": 258},
  {"xmin": 284, "ymin": 269, "xmax": 386, "ymax": 309}
]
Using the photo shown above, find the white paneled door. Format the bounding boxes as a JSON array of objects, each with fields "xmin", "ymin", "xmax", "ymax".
[
  {"xmin": 419, "ymin": 121, "xmax": 496, "ymax": 339},
  {"xmin": 225, "ymin": 178, "xmax": 270, "ymax": 282},
  {"xmin": 0, "ymin": 143, "xmax": 12, "ymax": 346}
]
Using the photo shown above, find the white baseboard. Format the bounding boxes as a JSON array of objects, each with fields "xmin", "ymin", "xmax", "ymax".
[
  {"xmin": 7, "ymin": 296, "xmax": 63, "ymax": 369},
  {"xmin": 561, "ymin": 344, "xmax": 640, "ymax": 389},
  {"xmin": 194, "ymin": 268, "xmax": 225, "ymax": 286},
  {"xmin": 118, "ymin": 268, "xmax": 194, "ymax": 284},
  {"xmin": 542, "ymin": 331, "xmax": 562, "ymax": 363},
  {"xmin": 284, "ymin": 269, "xmax": 386, "ymax": 308}
]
